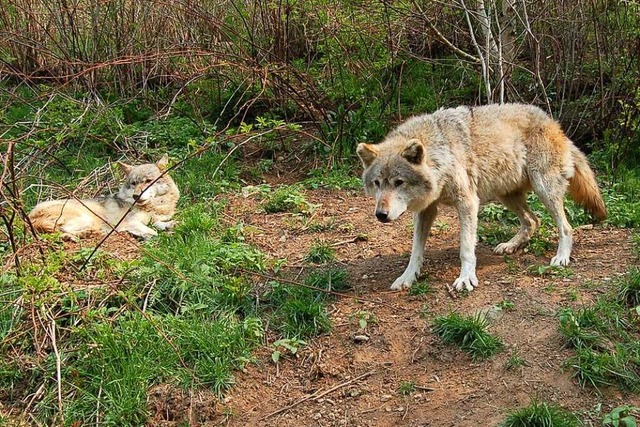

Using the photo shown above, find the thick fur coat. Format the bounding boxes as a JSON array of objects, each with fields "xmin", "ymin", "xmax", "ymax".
[{"xmin": 357, "ymin": 103, "xmax": 606, "ymax": 292}]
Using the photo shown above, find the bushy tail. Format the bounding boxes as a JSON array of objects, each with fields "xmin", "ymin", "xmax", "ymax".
[
  {"xmin": 28, "ymin": 208, "xmax": 56, "ymax": 232},
  {"xmin": 568, "ymin": 145, "xmax": 606, "ymax": 221}
]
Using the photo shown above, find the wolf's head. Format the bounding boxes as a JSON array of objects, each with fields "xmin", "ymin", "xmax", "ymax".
[
  {"xmin": 117, "ymin": 154, "xmax": 178, "ymax": 205},
  {"xmin": 357, "ymin": 138, "xmax": 438, "ymax": 222}
]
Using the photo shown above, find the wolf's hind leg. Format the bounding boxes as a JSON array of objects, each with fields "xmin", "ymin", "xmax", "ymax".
[
  {"xmin": 531, "ymin": 174, "xmax": 572, "ymax": 266},
  {"xmin": 391, "ymin": 204, "xmax": 438, "ymax": 290},
  {"xmin": 494, "ymin": 192, "xmax": 539, "ymax": 254}
]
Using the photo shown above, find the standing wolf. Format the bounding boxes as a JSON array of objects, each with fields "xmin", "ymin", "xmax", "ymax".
[
  {"xmin": 29, "ymin": 154, "xmax": 180, "ymax": 240},
  {"xmin": 357, "ymin": 103, "xmax": 606, "ymax": 292}
]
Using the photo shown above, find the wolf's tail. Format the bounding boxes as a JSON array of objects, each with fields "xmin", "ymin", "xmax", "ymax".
[{"xmin": 568, "ymin": 145, "xmax": 606, "ymax": 221}]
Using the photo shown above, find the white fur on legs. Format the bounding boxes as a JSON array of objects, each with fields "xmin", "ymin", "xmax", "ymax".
[
  {"xmin": 391, "ymin": 205, "xmax": 437, "ymax": 290},
  {"xmin": 153, "ymin": 220, "xmax": 176, "ymax": 231},
  {"xmin": 453, "ymin": 194, "xmax": 480, "ymax": 292},
  {"xmin": 531, "ymin": 176, "xmax": 573, "ymax": 267}
]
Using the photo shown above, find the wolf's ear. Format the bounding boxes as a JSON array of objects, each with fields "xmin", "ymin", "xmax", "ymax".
[
  {"xmin": 402, "ymin": 139, "xmax": 424, "ymax": 164},
  {"xmin": 156, "ymin": 154, "xmax": 169, "ymax": 170},
  {"xmin": 117, "ymin": 161, "xmax": 134, "ymax": 175},
  {"xmin": 356, "ymin": 143, "xmax": 379, "ymax": 168}
]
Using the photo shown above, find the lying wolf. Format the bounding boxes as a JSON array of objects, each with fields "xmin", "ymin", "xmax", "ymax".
[
  {"xmin": 29, "ymin": 154, "xmax": 180, "ymax": 240},
  {"xmin": 357, "ymin": 103, "xmax": 606, "ymax": 292}
]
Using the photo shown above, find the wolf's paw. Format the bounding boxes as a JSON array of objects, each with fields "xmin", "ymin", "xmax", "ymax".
[
  {"xmin": 550, "ymin": 255, "xmax": 570, "ymax": 267},
  {"xmin": 154, "ymin": 220, "xmax": 176, "ymax": 231},
  {"xmin": 453, "ymin": 274, "xmax": 478, "ymax": 292},
  {"xmin": 494, "ymin": 242, "xmax": 519, "ymax": 255},
  {"xmin": 390, "ymin": 273, "xmax": 417, "ymax": 290}
]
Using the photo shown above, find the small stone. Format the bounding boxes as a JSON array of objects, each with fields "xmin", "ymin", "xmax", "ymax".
[
  {"xmin": 380, "ymin": 394, "xmax": 392, "ymax": 402},
  {"xmin": 312, "ymin": 413, "xmax": 322, "ymax": 420},
  {"xmin": 353, "ymin": 334, "xmax": 370, "ymax": 343},
  {"xmin": 362, "ymin": 274, "xmax": 369, "ymax": 279},
  {"xmin": 396, "ymin": 406, "xmax": 405, "ymax": 412}
]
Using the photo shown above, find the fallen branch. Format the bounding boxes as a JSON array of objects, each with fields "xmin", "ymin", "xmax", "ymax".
[{"xmin": 264, "ymin": 370, "xmax": 375, "ymax": 419}]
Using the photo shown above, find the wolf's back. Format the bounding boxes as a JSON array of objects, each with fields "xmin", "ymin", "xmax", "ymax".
[{"xmin": 568, "ymin": 145, "xmax": 606, "ymax": 221}]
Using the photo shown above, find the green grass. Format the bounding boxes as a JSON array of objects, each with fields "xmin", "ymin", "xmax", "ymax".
[
  {"xmin": 505, "ymin": 349, "xmax": 527, "ymax": 370},
  {"xmin": 305, "ymin": 241, "xmax": 336, "ymax": 264},
  {"xmin": 397, "ymin": 381, "xmax": 416, "ymax": 396},
  {"xmin": 408, "ymin": 278, "xmax": 433, "ymax": 296},
  {"xmin": 558, "ymin": 271, "xmax": 640, "ymax": 391},
  {"xmin": 261, "ymin": 185, "xmax": 318, "ymax": 215},
  {"xmin": 500, "ymin": 400, "xmax": 579, "ymax": 427},
  {"xmin": 432, "ymin": 312, "xmax": 504, "ymax": 360}
]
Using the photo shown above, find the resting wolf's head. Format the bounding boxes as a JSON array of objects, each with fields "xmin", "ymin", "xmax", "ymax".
[
  {"xmin": 357, "ymin": 138, "xmax": 438, "ymax": 222},
  {"xmin": 117, "ymin": 154, "xmax": 179, "ymax": 205}
]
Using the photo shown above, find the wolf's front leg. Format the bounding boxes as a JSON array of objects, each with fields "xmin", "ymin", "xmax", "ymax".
[
  {"xmin": 153, "ymin": 220, "xmax": 176, "ymax": 231},
  {"xmin": 453, "ymin": 195, "xmax": 479, "ymax": 291},
  {"xmin": 391, "ymin": 204, "xmax": 438, "ymax": 290},
  {"xmin": 123, "ymin": 221, "xmax": 158, "ymax": 240}
]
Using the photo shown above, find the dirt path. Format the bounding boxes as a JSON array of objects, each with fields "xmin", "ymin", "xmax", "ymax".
[{"xmin": 210, "ymin": 189, "xmax": 638, "ymax": 427}]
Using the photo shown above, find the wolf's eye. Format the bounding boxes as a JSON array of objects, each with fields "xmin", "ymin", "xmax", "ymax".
[
  {"xmin": 374, "ymin": 179, "xmax": 380, "ymax": 188},
  {"xmin": 394, "ymin": 179, "xmax": 404, "ymax": 187}
]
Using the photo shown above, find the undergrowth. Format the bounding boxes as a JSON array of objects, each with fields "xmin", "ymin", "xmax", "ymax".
[{"xmin": 500, "ymin": 400, "xmax": 579, "ymax": 427}]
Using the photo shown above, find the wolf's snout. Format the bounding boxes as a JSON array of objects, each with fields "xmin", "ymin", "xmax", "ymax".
[{"xmin": 375, "ymin": 210, "xmax": 390, "ymax": 223}]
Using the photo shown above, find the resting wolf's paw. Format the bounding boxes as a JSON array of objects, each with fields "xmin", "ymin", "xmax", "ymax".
[
  {"xmin": 390, "ymin": 273, "xmax": 417, "ymax": 291},
  {"xmin": 550, "ymin": 255, "xmax": 570, "ymax": 267},
  {"xmin": 453, "ymin": 274, "xmax": 478, "ymax": 292},
  {"xmin": 154, "ymin": 220, "xmax": 176, "ymax": 231}
]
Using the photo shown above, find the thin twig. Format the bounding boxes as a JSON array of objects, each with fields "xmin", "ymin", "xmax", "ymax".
[{"xmin": 264, "ymin": 370, "xmax": 375, "ymax": 419}]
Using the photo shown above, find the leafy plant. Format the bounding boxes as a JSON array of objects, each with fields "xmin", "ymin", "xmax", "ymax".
[
  {"xmin": 603, "ymin": 405, "xmax": 640, "ymax": 427},
  {"xmin": 261, "ymin": 186, "xmax": 318, "ymax": 215},
  {"xmin": 397, "ymin": 381, "xmax": 416, "ymax": 396},
  {"xmin": 271, "ymin": 338, "xmax": 307, "ymax": 364}
]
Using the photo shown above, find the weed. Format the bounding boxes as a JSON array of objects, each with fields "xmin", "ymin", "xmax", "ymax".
[
  {"xmin": 397, "ymin": 381, "xmax": 416, "ymax": 396},
  {"xmin": 500, "ymin": 400, "xmax": 579, "ymax": 427},
  {"xmin": 408, "ymin": 278, "xmax": 433, "ymax": 296},
  {"xmin": 505, "ymin": 349, "xmax": 527, "ymax": 370},
  {"xmin": 433, "ymin": 312, "xmax": 503, "ymax": 360},
  {"xmin": 305, "ymin": 241, "xmax": 336, "ymax": 264},
  {"xmin": 527, "ymin": 264, "xmax": 574, "ymax": 278},
  {"xmin": 497, "ymin": 300, "xmax": 516, "ymax": 311},
  {"xmin": 271, "ymin": 338, "xmax": 307, "ymax": 364},
  {"xmin": 307, "ymin": 217, "xmax": 337, "ymax": 232},
  {"xmin": 433, "ymin": 219, "xmax": 451, "ymax": 232},
  {"xmin": 351, "ymin": 310, "xmax": 377, "ymax": 330},
  {"xmin": 603, "ymin": 405, "xmax": 640, "ymax": 427},
  {"xmin": 261, "ymin": 186, "xmax": 318, "ymax": 215}
]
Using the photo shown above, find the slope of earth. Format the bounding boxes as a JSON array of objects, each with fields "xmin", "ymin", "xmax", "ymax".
[{"xmin": 211, "ymin": 188, "xmax": 638, "ymax": 427}]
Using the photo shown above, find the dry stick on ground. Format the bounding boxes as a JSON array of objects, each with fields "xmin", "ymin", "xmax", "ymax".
[{"xmin": 263, "ymin": 370, "xmax": 375, "ymax": 419}]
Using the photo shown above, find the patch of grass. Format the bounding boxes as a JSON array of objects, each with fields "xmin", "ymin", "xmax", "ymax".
[
  {"xmin": 616, "ymin": 268, "xmax": 640, "ymax": 308},
  {"xmin": 558, "ymin": 275, "xmax": 640, "ymax": 392},
  {"xmin": 433, "ymin": 312, "xmax": 504, "ymax": 360},
  {"xmin": 305, "ymin": 241, "xmax": 336, "ymax": 264},
  {"xmin": 261, "ymin": 185, "xmax": 318, "ymax": 215},
  {"xmin": 500, "ymin": 400, "xmax": 579, "ymax": 427},
  {"xmin": 397, "ymin": 381, "xmax": 416, "ymax": 396},
  {"xmin": 303, "ymin": 166, "xmax": 362, "ymax": 190},
  {"xmin": 408, "ymin": 278, "xmax": 433, "ymax": 296},
  {"xmin": 266, "ymin": 281, "xmax": 331, "ymax": 338},
  {"xmin": 497, "ymin": 300, "xmax": 516, "ymax": 311},
  {"xmin": 505, "ymin": 349, "xmax": 527, "ymax": 370},
  {"xmin": 351, "ymin": 310, "xmax": 377, "ymax": 330},
  {"xmin": 527, "ymin": 264, "xmax": 574, "ymax": 278},
  {"xmin": 304, "ymin": 266, "xmax": 350, "ymax": 293}
]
